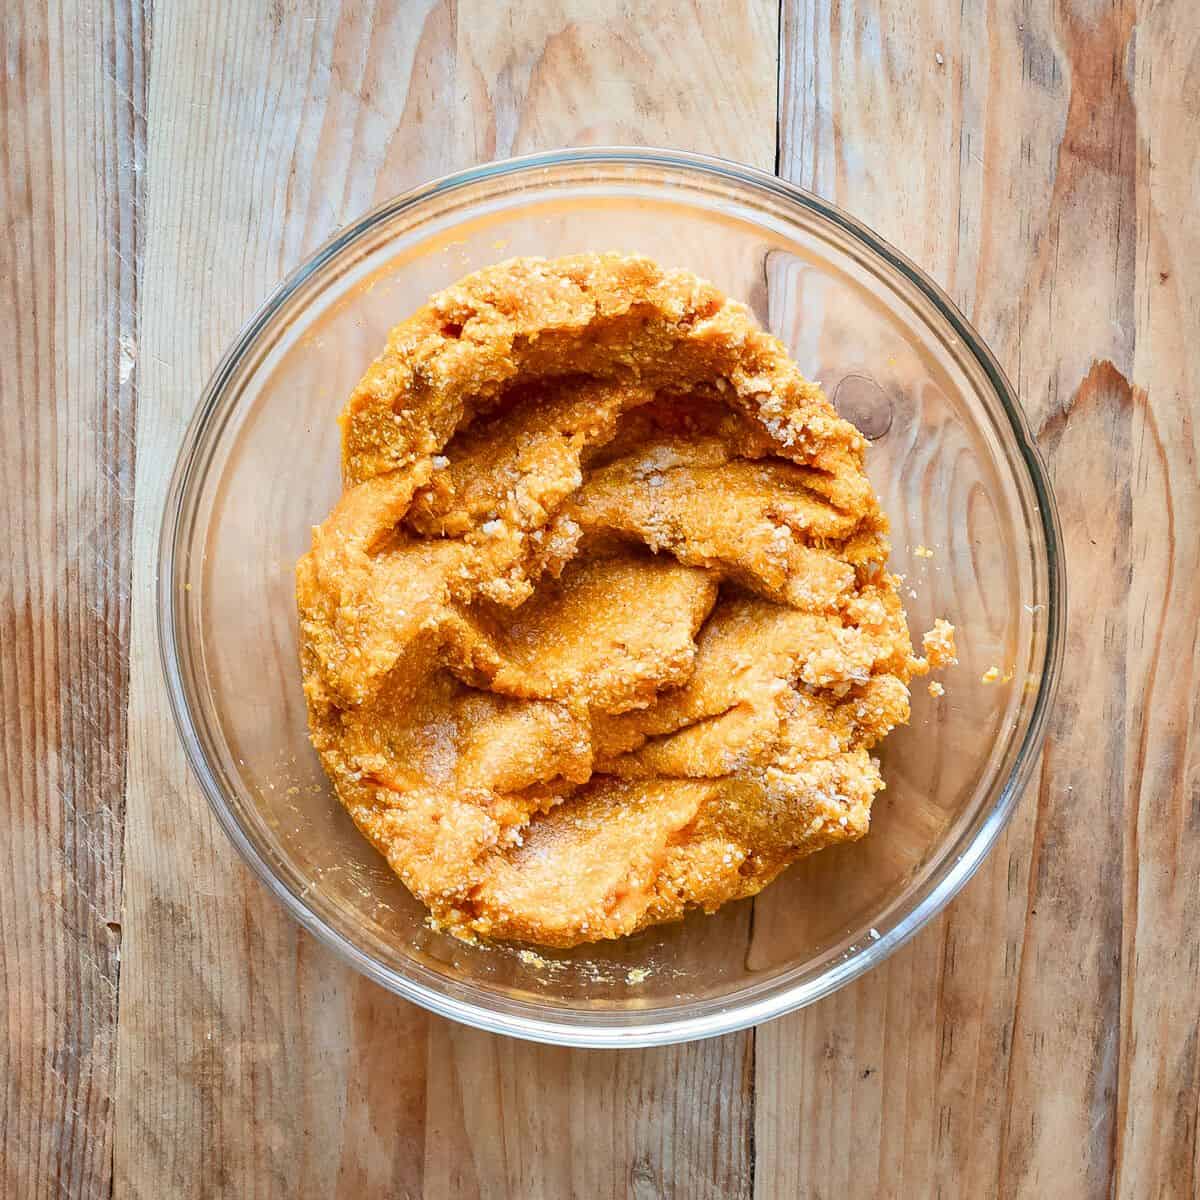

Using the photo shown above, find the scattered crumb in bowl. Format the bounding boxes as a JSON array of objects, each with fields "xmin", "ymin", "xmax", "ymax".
[
  {"xmin": 921, "ymin": 619, "xmax": 957, "ymax": 667},
  {"xmin": 295, "ymin": 252, "xmax": 955, "ymax": 950}
]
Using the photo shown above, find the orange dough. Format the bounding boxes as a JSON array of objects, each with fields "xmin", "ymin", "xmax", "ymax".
[{"xmin": 297, "ymin": 254, "xmax": 954, "ymax": 948}]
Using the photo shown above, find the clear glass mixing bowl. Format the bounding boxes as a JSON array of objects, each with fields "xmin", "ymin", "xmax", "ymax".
[{"xmin": 159, "ymin": 149, "xmax": 1064, "ymax": 1046}]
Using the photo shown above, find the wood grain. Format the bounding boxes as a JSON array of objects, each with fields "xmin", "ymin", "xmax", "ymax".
[
  {"xmin": 763, "ymin": 2, "xmax": 1199, "ymax": 1197},
  {"xmin": 116, "ymin": 5, "xmax": 461, "ymax": 1195},
  {"xmin": 426, "ymin": 7, "xmax": 777, "ymax": 1199},
  {"xmin": 1120, "ymin": 8, "xmax": 1200, "ymax": 1196},
  {"xmin": 423, "ymin": 1025, "xmax": 753, "ymax": 1198},
  {"xmin": 1, "ymin": 1, "xmax": 147, "ymax": 1196},
  {"xmin": 115, "ymin": 2, "xmax": 775, "ymax": 1198}
]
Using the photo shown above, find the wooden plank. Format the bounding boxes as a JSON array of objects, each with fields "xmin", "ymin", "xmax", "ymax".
[
  {"xmin": 0, "ymin": 1, "xmax": 147, "ymax": 1196},
  {"xmin": 455, "ymin": 0, "xmax": 778, "ymax": 159},
  {"xmin": 1119, "ymin": 7, "xmax": 1200, "ymax": 1197},
  {"xmin": 424, "ymin": 5, "xmax": 777, "ymax": 1198},
  {"xmin": 423, "ymin": 1025, "xmax": 754, "ymax": 1199},
  {"xmin": 115, "ymin": 4, "xmax": 462, "ymax": 1196},
  {"xmin": 118, "ymin": 2, "xmax": 775, "ymax": 1197},
  {"xmin": 764, "ymin": 1, "xmax": 1198, "ymax": 1196}
]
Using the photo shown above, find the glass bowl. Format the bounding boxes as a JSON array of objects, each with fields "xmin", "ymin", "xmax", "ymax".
[{"xmin": 159, "ymin": 148, "xmax": 1063, "ymax": 1047}]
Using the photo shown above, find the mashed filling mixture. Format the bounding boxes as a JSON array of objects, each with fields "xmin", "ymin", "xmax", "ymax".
[{"xmin": 297, "ymin": 254, "xmax": 954, "ymax": 948}]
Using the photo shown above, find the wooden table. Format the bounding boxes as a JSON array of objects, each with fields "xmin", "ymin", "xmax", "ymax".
[{"xmin": 4, "ymin": 2, "xmax": 1197, "ymax": 1196}]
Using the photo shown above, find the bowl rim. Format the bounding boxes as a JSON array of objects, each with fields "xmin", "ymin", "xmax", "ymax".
[{"xmin": 158, "ymin": 146, "xmax": 1065, "ymax": 1047}]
